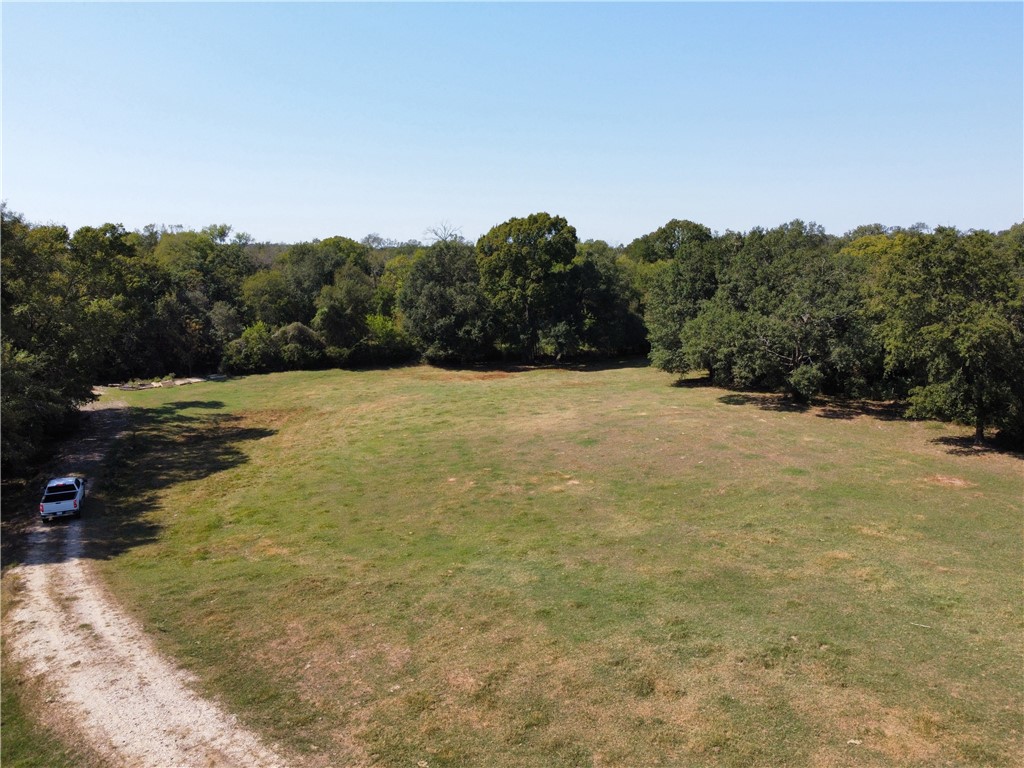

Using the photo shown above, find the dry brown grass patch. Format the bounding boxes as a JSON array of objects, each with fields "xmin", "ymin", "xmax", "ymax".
[
  {"xmin": 854, "ymin": 523, "xmax": 908, "ymax": 542},
  {"xmin": 925, "ymin": 474, "xmax": 976, "ymax": 488},
  {"xmin": 797, "ymin": 685, "xmax": 945, "ymax": 766}
]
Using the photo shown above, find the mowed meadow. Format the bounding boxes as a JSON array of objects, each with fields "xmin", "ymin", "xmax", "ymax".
[{"xmin": 91, "ymin": 363, "xmax": 1021, "ymax": 767}]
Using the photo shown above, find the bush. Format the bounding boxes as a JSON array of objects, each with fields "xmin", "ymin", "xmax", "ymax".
[
  {"xmin": 220, "ymin": 322, "xmax": 282, "ymax": 374},
  {"xmin": 351, "ymin": 314, "xmax": 418, "ymax": 366},
  {"xmin": 273, "ymin": 322, "xmax": 326, "ymax": 370}
]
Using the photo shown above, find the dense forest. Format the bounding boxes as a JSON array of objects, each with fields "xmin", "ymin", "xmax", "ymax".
[{"xmin": 2, "ymin": 204, "xmax": 1022, "ymax": 473}]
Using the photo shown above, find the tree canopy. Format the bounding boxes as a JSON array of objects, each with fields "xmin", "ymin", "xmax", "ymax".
[
  {"xmin": 642, "ymin": 219, "xmax": 1024, "ymax": 441},
  {"xmin": 3, "ymin": 202, "xmax": 1022, "ymax": 474},
  {"xmin": 399, "ymin": 238, "xmax": 492, "ymax": 364},
  {"xmin": 475, "ymin": 212, "xmax": 580, "ymax": 361},
  {"xmin": 867, "ymin": 226, "xmax": 1024, "ymax": 442}
]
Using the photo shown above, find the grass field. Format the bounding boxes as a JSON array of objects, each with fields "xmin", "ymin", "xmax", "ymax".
[{"xmin": 84, "ymin": 363, "xmax": 1020, "ymax": 766}]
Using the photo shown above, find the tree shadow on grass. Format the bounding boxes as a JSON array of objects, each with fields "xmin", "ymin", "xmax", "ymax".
[
  {"xmin": 419, "ymin": 356, "xmax": 651, "ymax": 381},
  {"xmin": 711, "ymin": 386, "xmax": 1022, "ymax": 458},
  {"xmin": 671, "ymin": 373, "xmax": 714, "ymax": 389},
  {"xmin": 84, "ymin": 401, "xmax": 276, "ymax": 562},
  {"xmin": 457, "ymin": 355, "xmax": 652, "ymax": 375},
  {"xmin": 717, "ymin": 392, "xmax": 810, "ymax": 413},
  {"xmin": 929, "ymin": 435, "xmax": 1024, "ymax": 460},
  {"xmin": 714, "ymin": 389, "xmax": 909, "ymax": 421},
  {"xmin": 815, "ymin": 400, "xmax": 906, "ymax": 422},
  {"xmin": 4, "ymin": 400, "xmax": 277, "ymax": 568}
]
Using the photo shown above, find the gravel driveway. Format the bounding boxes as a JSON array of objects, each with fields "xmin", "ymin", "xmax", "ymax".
[{"xmin": 4, "ymin": 398, "xmax": 290, "ymax": 767}]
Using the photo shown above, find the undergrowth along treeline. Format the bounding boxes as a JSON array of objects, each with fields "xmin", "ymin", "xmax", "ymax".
[{"xmin": 2, "ymin": 204, "xmax": 1022, "ymax": 472}]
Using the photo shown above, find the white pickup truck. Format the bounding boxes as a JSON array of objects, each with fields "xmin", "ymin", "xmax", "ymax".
[{"xmin": 39, "ymin": 477, "xmax": 86, "ymax": 522}]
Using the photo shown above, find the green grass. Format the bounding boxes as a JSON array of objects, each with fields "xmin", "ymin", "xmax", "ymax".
[{"xmin": 83, "ymin": 363, "xmax": 1022, "ymax": 766}]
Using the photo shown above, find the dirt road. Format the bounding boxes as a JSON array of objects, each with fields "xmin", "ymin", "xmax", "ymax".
[{"xmin": 4, "ymin": 399, "xmax": 291, "ymax": 767}]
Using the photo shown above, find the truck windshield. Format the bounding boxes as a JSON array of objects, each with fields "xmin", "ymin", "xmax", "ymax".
[{"xmin": 46, "ymin": 484, "xmax": 77, "ymax": 494}]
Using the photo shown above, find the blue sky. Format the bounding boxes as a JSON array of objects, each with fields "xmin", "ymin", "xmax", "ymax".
[{"xmin": 3, "ymin": 2, "xmax": 1021, "ymax": 245}]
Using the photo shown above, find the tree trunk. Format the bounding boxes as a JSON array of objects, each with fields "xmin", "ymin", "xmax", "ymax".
[{"xmin": 974, "ymin": 376, "xmax": 985, "ymax": 445}]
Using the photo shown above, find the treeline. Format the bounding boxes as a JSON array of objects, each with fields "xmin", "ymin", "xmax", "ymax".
[
  {"xmin": 2, "ymin": 205, "xmax": 1022, "ymax": 472},
  {"xmin": 642, "ymin": 219, "xmax": 1023, "ymax": 446}
]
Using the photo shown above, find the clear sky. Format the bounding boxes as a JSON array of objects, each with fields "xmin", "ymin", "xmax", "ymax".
[{"xmin": 3, "ymin": 2, "xmax": 1022, "ymax": 245}]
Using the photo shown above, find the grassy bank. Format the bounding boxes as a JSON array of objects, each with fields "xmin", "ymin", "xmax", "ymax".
[{"xmin": 88, "ymin": 363, "xmax": 1021, "ymax": 766}]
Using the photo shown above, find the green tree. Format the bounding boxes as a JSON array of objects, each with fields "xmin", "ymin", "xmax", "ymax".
[
  {"xmin": 1, "ymin": 208, "xmax": 116, "ymax": 470},
  {"xmin": 147, "ymin": 225, "xmax": 258, "ymax": 374},
  {"xmin": 279, "ymin": 237, "xmax": 371, "ymax": 323},
  {"xmin": 642, "ymin": 221, "xmax": 721, "ymax": 373},
  {"xmin": 152, "ymin": 225, "xmax": 254, "ymax": 305},
  {"xmin": 871, "ymin": 226, "xmax": 1024, "ymax": 443},
  {"xmin": 741, "ymin": 244, "xmax": 874, "ymax": 400},
  {"xmin": 399, "ymin": 238, "xmax": 493, "ymax": 364},
  {"xmin": 220, "ymin": 321, "xmax": 282, "ymax": 374},
  {"xmin": 241, "ymin": 269, "xmax": 303, "ymax": 327},
  {"xmin": 374, "ymin": 251, "xmax": 418, "ymax": 318},
  {"xmin": 568, "ymin": 240, "xmax": 646, "ymax": 356},
  {"xmin": 209, "ymin": 300, "xmax": 244, "ymax": 350},
  {"xmin": 312, "ymin": 261, "xmax": 375, "ymax": 357},
  {"xmin": 154, "ymin": 289, "xmax": 214, "ymax": 376},
  {"xmin": 273, "ymin": 322, "xmax": 326, "ymax": 369},
  {"xmin": 356, "ymin": 314, "xmax": 418, "ymax": 366},
  {"xmin": 626, "ymin": 218, "xmax": 713, "ymax": 263},
  {"xmin": 68, "ymin": 223, "xmax": 176, "ymax": 379},
  {"xmin": 648, "ymin": 220, "xmax": 874, "ymax": 402},
  {"xmin": 476, "ymin": 212, "xmax": 579, "ymax": 361},
  {"xmin": 362, "ymin": 233, "xmax": 422, "ymax": 301}
]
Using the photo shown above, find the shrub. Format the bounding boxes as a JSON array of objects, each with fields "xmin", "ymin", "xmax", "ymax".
[{"xmin": 220, "ymin": 322, "xmax": 282, "ymax": 374}]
